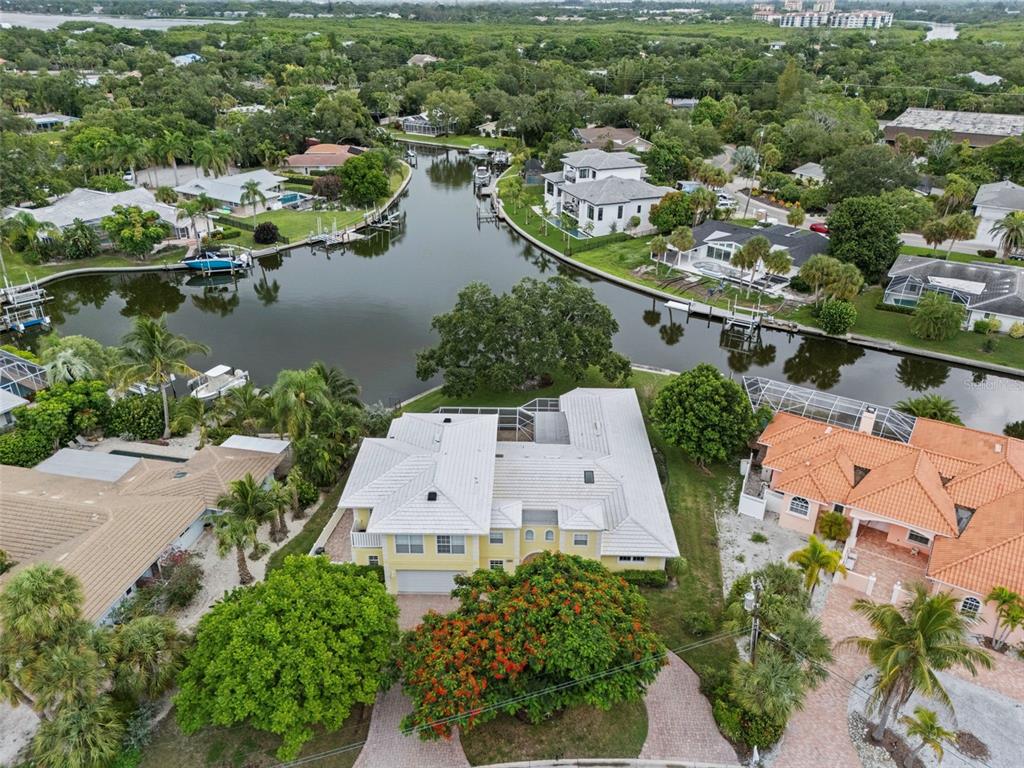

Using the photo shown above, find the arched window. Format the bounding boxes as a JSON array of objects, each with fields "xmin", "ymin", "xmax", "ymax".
[
  {"xmin": 789, "ymin": 496, "xmax": 810, "ymax": 517},
  {"xmin": 960, "ymin": 596, "xmax": 981, "ymax": 619},
  {"xmin": 545, "ymin": 529, "xmax": 555, "ymax": 542},
  {"xmin": 524, "ymin": 529, "xmax": 535, "ymax": 542}
]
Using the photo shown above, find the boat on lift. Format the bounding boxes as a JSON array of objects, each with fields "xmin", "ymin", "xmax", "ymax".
[
  {"xmin": 180, "ymin": 246, "xmax": 253, "ymax": 273},
  {"xmin": 467, "ymin": 144, "xmax": 492, "ymax": 159},
  {"xmin": 405, "ymin": 147, "xmax": 416, "ymax": 159},
  {"xmin": 473, "ymin": 164, "xmax": 491, "ymax": 185},
  {"xmin": 187, "ymin": 364, "xmax": 250, "ymax": 401}
]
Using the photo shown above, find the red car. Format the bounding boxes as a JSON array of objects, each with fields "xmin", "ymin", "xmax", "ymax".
[{"xmin": 810, "ymin": 222, "xmax": 829, "ymax": 235}]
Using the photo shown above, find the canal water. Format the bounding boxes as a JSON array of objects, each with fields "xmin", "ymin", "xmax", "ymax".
[{"xmin": 41, "ymin": 149, "xmax": 1021, "ymax": 431}]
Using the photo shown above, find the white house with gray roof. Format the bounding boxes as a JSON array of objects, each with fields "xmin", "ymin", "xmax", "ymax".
[
  {"xmin": 542, "ymin": 149, "xmax": 672, "ymax": 236},
  {"xmin": 973, "ymin": 180, "xmax": 1024, "ymax": 253},
  {"xmin": 314, "ymin": 388, "xmax": 678, "ymax": 594},
  {"xmin": 174, "ymin": 169, "xmax": 285, "ymax": 216}
]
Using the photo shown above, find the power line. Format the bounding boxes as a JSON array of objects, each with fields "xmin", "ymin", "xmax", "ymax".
[{"xmin": 266, "ymin": 627, "xmax": 748, "ymax": 768}]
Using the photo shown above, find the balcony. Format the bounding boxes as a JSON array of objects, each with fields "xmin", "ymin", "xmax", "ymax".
[
  {"xmin": 352, "ymin": 531, "xmax": 382, "ymax": 549},
  {"xmin": 564, "ymin": 167, "xmax": 577, "ymax": 183}
]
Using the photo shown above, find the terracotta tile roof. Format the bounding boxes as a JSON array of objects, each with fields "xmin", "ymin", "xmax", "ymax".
[
  {"xmin": 0, "ymin": 446, "xmax": 285, "ymax": 621},
  {"xmin": 758, "ymin": 412, "xmax": 1024, "ymax": 598}
]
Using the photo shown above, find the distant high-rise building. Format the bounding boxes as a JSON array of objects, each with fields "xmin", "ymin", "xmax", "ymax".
[
  {"xmin": 813, "ymin": 0, "xmax": 835, "ymax": 12},
  {"xmin": 783, "ymin": 0, "xmax": 803, "ymax": 11}
]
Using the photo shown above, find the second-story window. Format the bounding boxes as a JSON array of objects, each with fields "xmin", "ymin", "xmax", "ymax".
[
  {"xmin": 545, "ymin": 529, "xmax": 555, "ymax": 542},
  {"xmin": 489, "ymin": 530, "xmax": 504, "ymax": 545},
  {"xmin": 573, "ymin": 533, "xmax": 589, "ymax": 546},
  {"xmin": 525, "ymin": 529, "xmax": 535, "ymax": 542},
  {"xmin": 395, "ymin": 534, "xmax": 424, "ymax": 554},
  {"xmin": 436, "ymin": 535, "xmax": 465, "ymax": 554}
]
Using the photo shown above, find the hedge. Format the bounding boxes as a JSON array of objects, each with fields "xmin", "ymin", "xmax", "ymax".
[
  {"xmin": 568, "ymin": 231, "xmax": 630, "ymax": 254},
  {"xmin": 618, "ymin": 569, "xmax": 669, "ymax": 588},
  {"xmin": 874, "ymin": 300, "xmax": 916, "ymax": 316},
  {"xmin": 280, "ymin": 173, "xmax": 317, "ymax": 186}
]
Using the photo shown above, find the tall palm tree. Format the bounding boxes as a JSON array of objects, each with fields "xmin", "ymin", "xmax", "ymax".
[
  {"xmin": 985, "ymin": 585, "xmax": 1024, "ymax": 650},
  {"xmin": 190, "ymin": 138, "xmax": 216, "ymax": 178},
  {"xmin": 111, "ymin": 615, "xmax": 186, "ymax": 700},
  {"xmin": 800, "ymin": 254, "xmax": 840, "ymax": 305},
  {"xmin": 213, "ymin": 514, "xmax": 258, "ymax": 585},
  {"xmin": 763, "ymin": 248, "xmax": 793, "ymax": 280},
  {"xmin": 989, "ymin": 210, "xmax": 1024, "ymax": 261},
  {"xmin": 112, "ymin": 134, "xmax": 146, "ymax": 184},
  {"xmin": 942, "ymin": 212, "xmax": 977, "ymax": 258},
  {"xmin": 218, "ymin": 473, "xmax": 280, "ymax": 543},
  {"xmin": 156, "ymin": 130, "xmax": 189, "ymax": 186},
  {"xmin": 113, "ymin": 315, "xmax": 211, "ymax": 439},
  {"xmin": 842, "ymin": 584, "xmax": 992, "ymax": 742},
  {"xmin": 668, "ymin": 225, "xmax": 694, "ymax": 256},
  {"xmin": 2, "ymin": 211, "xmax": 59, "ymax": 253},
  {"xmin": 312, "ymin": 360, "xmax": 362, "ymax": 408},
  {"xmin": 270, "ymin": 367, "xmax": 332, "ymax": 440},
  {"xmin": 823, "ymin": 262, "xmax": 864, "ymax": 302},
  {"xmin": 44, "ymin": 349, "xmax": 94, "ymax": 385},
  {"xmin": 649, "ymin": 235, "xmax": 669, "ymax": 262},
  {"xmin": 265, "ymin": 478, "xmax": 291, "ymax": 542},
  {"xmin": 922, "ymin": 219, "xmax": 948, "ymax": 254},
  {"xmin": 176, "ymin": 199, "xmax": 202, "ymax": 241},
  {"xmin": 31, "ymin": 695, "xmax": 124, "ymax": 768},
  {"xmin": 787, "ymin": 535, "xmax": 847, "ymax": 596},
  {"xmin": 732, "ymin": 144, "xmax": 759, "ymax": 217},
  {"xmin": 938, "ymin": 174, "xmax": 975, "ymax": 216},
  {"xmin": 240, "ymin": 179, "xmax": 267, "ymax": 228},
  {"xmin": 731, "ymin": 235, "xmax": 770, "ymax": 295},
  {"xmin": 170, "ymin": 396, "xmax": 218, "ymax": 448},
  {"xmin": 193, "ymin": 193, "xmax": 218, "ymax": 238},
  {"xmin": 690, "ymin": 187, "xmax": 717, "ymax": 227},
  {"xmin": 216, "ymin": 383, "xmax": 269, "ymax": 436},
  {"xmin": 899, "ymin": 706, "xmax": 956, "ymax": 768}
]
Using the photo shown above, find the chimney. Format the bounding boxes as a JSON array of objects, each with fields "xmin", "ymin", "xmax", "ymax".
[{"xmin": 858, "ymin": 407, "xmax": 876, "ymax": 435}]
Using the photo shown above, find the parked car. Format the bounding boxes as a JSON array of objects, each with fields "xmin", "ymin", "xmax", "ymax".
[
  {"xmin": 715, "ymin": 194, "xmax": 738, "ymax": 210},
  {"xmin": 810, "ymin": 222, "xmax": 829, "ymax": 235}
]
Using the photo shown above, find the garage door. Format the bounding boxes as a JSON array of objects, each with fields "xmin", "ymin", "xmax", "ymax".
[{"xmin": 396, "ymin": 570, "xmax": 461, "ymax": 594}]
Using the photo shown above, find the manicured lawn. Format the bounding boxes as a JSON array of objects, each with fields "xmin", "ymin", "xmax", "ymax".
[
  {"xmin": 460, "ymin": 699, "xmax": 648, "ymax": 766},
  {"xmin": 387, "ymin": 129, "xmax": 516, "ymax": 150},
  {"xmin": 139, "ymin": 704, "xmax": 371, "ymax": 768},
  {"xmin": 0, "ymin": 245, "xmax": 187, "ymax": 282},
  {"xmin": 789, "ymin": 287, "xmax": 1024, "ymax": 370},
  {"xmin": 265, "ymin": 477, "xmax": 346, "ymax": 573}
]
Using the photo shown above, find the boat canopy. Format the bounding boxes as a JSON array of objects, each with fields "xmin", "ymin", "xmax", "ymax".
[{"xmin": 204, "ymin": 364, "xmax": 232, "ymax": 378}]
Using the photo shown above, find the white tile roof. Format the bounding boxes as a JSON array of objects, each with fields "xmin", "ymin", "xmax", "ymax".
[
  {"xmin": 219, "ymin": 435, "xmax": 291, "ymax": 454},
  {"xmin": 5, "ymin": 187, "xmax": 178, "ymax": 229},
  {"xmin": 174, "ymin": 169, "xmax": 285, "ymax": 206},
  {"xmin": 36, "ymin": 449, "xmax": 140, "ymax": 482},
  {"xmin": 561, "ymin": 149, "xmax": 646, "ymax": 171},
  {"xmin": 339, "ymin": 389, "xmax": 679, "ymax": 558},
  {"xmin": 0, "ymin": 389, "xmax": 28, "ymax": 414}
]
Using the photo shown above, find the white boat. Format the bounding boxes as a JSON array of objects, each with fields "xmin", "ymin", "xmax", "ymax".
[
  {"xmin": 467, "ymin": 144, "xmax": 492, "ymax": 158},
  {"xmin": 474, "ymin": 165, "xmax": 491, "ymax": 184},
  {"xmin": 188, "ymin": 364, "xmax": 249, "ymax": 401}
]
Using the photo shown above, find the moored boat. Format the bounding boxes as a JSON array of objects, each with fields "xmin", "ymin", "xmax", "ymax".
[
  {"xmin": 187, "ymin": 364, "xmax": 250, "ymax": 401},
  {"xmin": 181, "ymin": 246, "xmax": 253, "ymax": 273},
  {"xmin": 467, "ymin": 144, "xmax": 492, "ymax": 158}
]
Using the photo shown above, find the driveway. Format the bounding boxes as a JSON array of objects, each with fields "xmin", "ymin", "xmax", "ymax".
[
  {"xmin": 397, "ymin": 593, "xmax": 458, "ymax": 631},
  {"xmin": 640, "ymin": 653, "xmax": 740, "ymax": 766}
]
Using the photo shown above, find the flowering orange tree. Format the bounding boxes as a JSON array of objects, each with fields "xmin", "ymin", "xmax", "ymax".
[{"xmin": 398, "ymin": 552, "xmax": 665, "ymax": 739}]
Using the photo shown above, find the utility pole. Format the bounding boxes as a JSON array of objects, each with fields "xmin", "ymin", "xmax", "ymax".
[{"xmin": 744, "ymin": 578, "xmax": 763, "ymax": 666}]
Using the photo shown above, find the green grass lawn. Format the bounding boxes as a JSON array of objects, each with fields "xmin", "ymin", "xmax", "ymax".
[
  {"xmin": 402, "ymin": 369, "xmax": 738, "ymax": 760},
  {"xmin": 0, "ymin": 245, "xmax": 187, "ymax": 282},
  {"xmin": 140, "ymin": 704, "xmax": 371, "ymax": 768},
  {"xmin": 788, "ymin": 287, "xmax": 1024, "ymax": 370},
  {"xmin": 460, "ymin": 699, "xmax": 647, "ymax": 766},
  {"xmin": 386, "ymin": 129, "xmax": 516, "ymax": 150}
]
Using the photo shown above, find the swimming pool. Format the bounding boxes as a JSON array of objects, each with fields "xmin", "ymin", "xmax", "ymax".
[
  {"xmin": 693, "ymin": 259, "xmax": 740, "ymax": 279},
  {"xmin": 279, "ymin": 192, "xmax": 306, "ymax": 205}
]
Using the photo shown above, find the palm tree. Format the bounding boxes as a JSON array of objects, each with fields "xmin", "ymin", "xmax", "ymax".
[
  {"xmin": 731, "ymin": 235, "xmax": 770, "ymax": 295},
  {"xmin": 240, "ymin": 179, "xmax": 267, "ymax": 228},
  {"xmin": 265, "ymin": 478, "xmax": 291, "ymax": 542},
  {"xmin": 190, "ymin": 138, "xmax": 215, "ymax": 178},
  {"xmin": 842, "ymin": 584, "xmax": 992, "ymax": 742},
  {"xmin": 311, "ymin": 361, "xmax": 363, "ymax": 408},
  {"xmin": 213, "ymin": 514, "xmax": 257, "ymax": 585},
  {"xmin": 176, "ymin": 199, "xmax": 202, "ymax": 241},
  {"xmin": 763, "ymin": 249, "xmax": 793, "ymax": 280},
  {"xmin": 732, "ymin": 144, "xmax": 759, "ymax": 217},
  {"xmin": 989, "ymin": 210, "xmax": 1024, "ymax": 261},
  {"xmin": 799, "ymin": 254, "xmax": 840, "ymax": 305},
  {"xmin": 938, "ymin": 174, "xmax": 975, "ymax": 217},
  {"xmin": 909, "ymin": 293, "xmax": 965, "ymax": 341},
  {"xmin": 156, "ymin": 130, "xmax": 189, "ymax": 186},
  {"xmin": 216, "ymin": 383, "xmax": 269, "ymax": 436},
  {"xmin": 111, "ymin": 615, "xmax": 186, "ymax": 700},
  {"xmin": 31, "ymin": 695, "xmax": 124, "ymax": 768},
  {"xmin": 690, "ymin": 187, "xmax": 716, "ymax": 227},
  {"xmin": 899, "ymin": 707, "xmax": 956, "ymax": 768},
  {"xmin": 170, "ymin": 396, "xmax": 218, "ymax": 448},
  {"xmin": 823, "ymin": 262, "xmax": 864, "ymax": 302},
  {"xmin": 668, "ymin": 226, "xmax": 694, "ymax": 256},
  {"xmin": 61, "ymin": 218, "xmax": 101, "ymax": 261},
  {"xmin": 788, "ymin": 535, "xmax": 847, "ymax": 596},
  {"xmin": 922, "ymin": 219, "xmax": 948, "ymax": 254},
  {"xmin": 31, "ymin": 643, "xmax": 106, "ymax": 712},
  {"xmin": 895, "ymin": 394, "xmax": 963, "ymax": 425},
  {"xmin": 731, "ymin": 645, "xmax": 808, "ymax": 723},
  {"xmin": 942, "ymin": 212, "xmax": 977, "ymax": 257},
  {"xmin": 112, "ymin": 134, "xmax": 146, "ymax": 184},
  {"xmin": 271, "ymin": 368, "xmax": 333, "ymax": 440},
  {"xmin": 285, "ymin": 466, "xmax": 312, "ymax": 520},
  {"xmin": 217, "ymin": 473, "xmax": 280, "ymax": 543},
  {"xmin": 44, "ymin": 349, "xmax": 94, "ymax": 385},
  {"xmin": 985, "ymin": 586, "xmax": 1024, "ymax": 650},
  {"xmin": 113, "ymin": 315, "xmax": 211, "ymax": 439},
  {"xmin": 2, "ymin": 211, "xmax": 59, "ymax": 254},
  {"xmin": 649, "ymin": 235, "xmax": 669, "ymax": 262},
  {"xmin": 154, "ymin": 186, "xmax": 177, "ymax": 205}
]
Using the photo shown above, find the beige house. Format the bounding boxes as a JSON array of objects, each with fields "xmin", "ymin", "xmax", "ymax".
[{"xmin": 313, "ymin": 388, "xmax": 679, "ymax": 594}]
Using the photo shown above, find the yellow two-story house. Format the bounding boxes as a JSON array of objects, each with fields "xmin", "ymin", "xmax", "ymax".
[{"xmin": 312, "ymin": 388, "xmax": 679, "ymax": 594}]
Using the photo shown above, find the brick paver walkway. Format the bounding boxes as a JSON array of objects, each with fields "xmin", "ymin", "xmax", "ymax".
[
  {"xmin": 397, "ymin": 593, "xmax": 458, "ymax": 630},
  {"xmin": 639, "ymin": 652, "xmax": 740, "ymax": 766},
  {"xmin": 353, "ymin": 684, "xmax": 469, "ymax": 768},
  {"xmin": 949, "ymin": 645, "xmax": 1024, "ymax": 703},
  {"xmin": 774, "ymin": 585, "xmax": 870, "ymax": 768}
]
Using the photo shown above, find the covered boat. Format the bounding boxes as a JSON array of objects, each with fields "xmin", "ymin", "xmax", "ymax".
[
  {"xmin": 181, "ymin": 247, "xmax": 253, "ymax": 273},
  {"xmin": 187, "ymin": 364, "xmax": 250, "ymax": 401}
]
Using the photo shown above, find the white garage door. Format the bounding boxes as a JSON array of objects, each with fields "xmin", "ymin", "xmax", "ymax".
[{"xmin": 396, "ymin": 570, "xmax": 461, "ymax": 594}]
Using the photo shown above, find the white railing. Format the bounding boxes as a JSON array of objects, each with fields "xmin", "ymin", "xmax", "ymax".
[
  {"xmin": 835, "ymin": 569, "xmax": 876, "ymax": 596},
  {"xmin": 738, "ymin": 492, "xmax": 767, "ymax": 521},
  {"xmin": 351, "ymin": 531, "xmax": 382, "ymax": 549}
]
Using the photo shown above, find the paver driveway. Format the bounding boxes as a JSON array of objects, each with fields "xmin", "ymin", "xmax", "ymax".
[
  {"xmin": 352, "ymin": 684, "xmax": 470, "ymax": 768},
  {"xmin": 639, "ymin": 652, "xmax": 740, "ymax": 766},
  {"xmin": 396, "ymin": 593, "xmax": 458, "ymax": 630}
]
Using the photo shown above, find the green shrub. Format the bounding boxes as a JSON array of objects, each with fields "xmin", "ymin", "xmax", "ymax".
[
  {"xmin": 1009, "ymin": 321, "xmax": 1024, "ymax": 339},
  {"xmin": 356, "ymin": 563, "xmax": 385, "ymax": 583},
  {"xmin": 680, "ymin": 604, "xmax": 715, "ymax": 636},
  {"xmin": 253, "ymin": 221, "xmax": 281, "ymax": 245},
  {"xmin": 108, "ymin": 394, "xmax": 164, "ymax": 440},
  {"xmin": 818, "ymin": 300, "xmax": 858, "ymax": 335},
  {"xmin": 619, "ymin": 569, "xmax": 669, "ymax": 588},
  {"xmin": 978, "ymin": 249, "xmax": 997, "ymax": 259},
  {"xmin": 750, "ymin": 532, "xmax": 769, "ymax": 543},
  {"xmin": 799, "ymin": 185, "xmax": 830, "ymax": 213},
  {"xmin": 712, "ymin": 699, "xmax": 786, "ymax": 748},
  {"xmin": 875, "ymin": 300, "xmax": 916, "ymax": 315},
  {"xmin": 665, "ymin": 556, "xmax": 687, "ymax": 580},
  {"xmin": 973, "ymin": 318, "xmax": 1001, "ymax": 335},
  {"xmin": 817, "ymin": 511, "xmax": 852, "ymax": 541},
  {"xmin": 217, "ymin": 227, "xmax": 241, "ymax": 241},
  {"xmin": 0, "ymin": 426, "xmax": 51, "ymax": 466},
  {"xmin": 787, "ymin": 275, "xmax": 812, "ymax": 294},
  {"xmin": 776, "ymin": 183, "xmax": 802, "ymax": 204},
  {"xmin": 162, "ymin": 550, "xmax": 204, "ymax": 609}
]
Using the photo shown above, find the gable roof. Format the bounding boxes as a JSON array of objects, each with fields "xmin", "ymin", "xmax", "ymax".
[
  {"xmin": 689, "ymin": 220, "xmax": 829, "ymax": 267},
  {"xmin": 572, "ymin": 126, "xmax": 652, "ymax": 151},
  {"xmin": 174, "ymin": 169, "xmax": 285, "ymax": 205},
  {"xmin": 973, "ymin": 179, "xmax": 1024, "ymax": 211},
  {"xmin": 560, "ymin": 148, "xmax": 646, "ymax": 171},
  {"xmin": 792, "ymin": 161, "xmax": 825, "ymax": 180},
  {"xmin": 0, "ymin": 444, "xmax": 286, "ymax": 621},
  {"xmin": 4, "ymin": 187, "xmax": 178, "ymax": 229}
]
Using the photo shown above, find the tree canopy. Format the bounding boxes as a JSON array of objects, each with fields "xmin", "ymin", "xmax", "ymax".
[
  {"xmin": 827, "ymin": 196, "xmax": 902, "ymax": 284},
  {"xmin": 175, "ymin": 556, "xmax": 399, "ymax": 760}
]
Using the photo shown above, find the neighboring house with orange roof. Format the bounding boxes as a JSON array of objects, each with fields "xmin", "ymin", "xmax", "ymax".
[
  {"xmin": 741, "ymin": 378, "xmax": 1024, "ymax": 644},
  {"xmin": 283, "ymin": 143, "xmax": 366, "ymax": 174}
]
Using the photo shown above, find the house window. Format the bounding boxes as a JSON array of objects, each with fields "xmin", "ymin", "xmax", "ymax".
[
  {"xmin": 579, "ymin": 168, "xmax": 589, "ymax": 179},
  {"xmin": 545, "ymin": 530, "xmax": 555, "ymax": 542},
  {"xmin": 597, "ymin": 207, "xmax": 604, "ymax": 221},
  {"xmin": 618, "ymin": 555, "xmax": 646, "ymax": 563},
  {"xmin": 367, "ymin": 555, "xmax": 380, "ymax": 567},
  {"xmin": 573, "ymin": 533, "xmax": 589, "ymax": 546},
  {"xmin": 587, "ymin": 205, "xmax": 594, "ymax": 220},
  {"xmin": 489, "ymin": 530, "xmax": 504, "ymax": 545},
  {"xmin": 617, "ymin": 205, "xmax": 623, "ymax": 219},
  {"xmin": 789, "ymin": 497, "xmax": 810, "ymax": 517},
  {"xmin": 436, "ymin": 535, "xmax": 466, "ymax": 555},
  {"xmin": 907, "ymin": 530, "xmax": 930, "ymax": 547},
  {"xmin": 546, "ymin": 181, "xmax": 554, "ymax": 195},
  {"xmin": 960, "ymin": 596, "xmax": 981, "ymax": 618},
  {"xmin": 636, "ymin": 205, "xmax": 642, "ymax": 214},
  {"xmin": 525, "ymin": 529, "xmax": 535, "ymax": 542},
  {"xmin": 489, "ymin": 560, "xmax": 504, "ymax": 571},
  {"xmin": 395, "ymin": 534, "xmax": 424, "ymax": 554}
]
